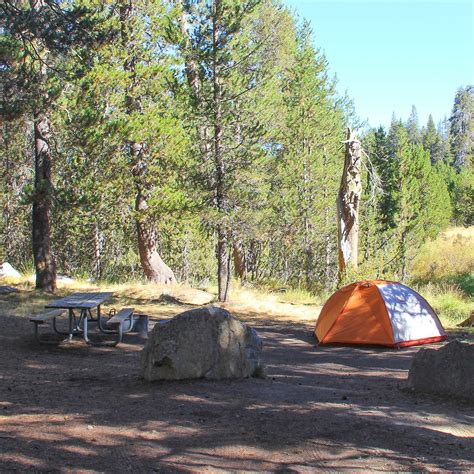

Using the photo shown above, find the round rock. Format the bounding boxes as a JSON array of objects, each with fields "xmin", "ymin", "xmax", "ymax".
[{"xmin": 141, "ymin": 306, "xmax": 263, "ymax": 381}]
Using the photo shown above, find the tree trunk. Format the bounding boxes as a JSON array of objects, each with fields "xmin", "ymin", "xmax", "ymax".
[
  {"xmin": 322, "ymin": 150, "xmax": 333, "ymax": 289},
  {"xmin": 400, "ymin": 229, "xmax": 408, "ymax": 281},
  {"xmin": 93, "ymin": 221, "xmax": 103, "ymax": 280},
  {"xmin": 32, "ymin": 111, "xmax": 56, "ymax": 291},
  {"xmin": 135, "ymin": 191, "xmax": 176, "ymax": 284},
  {"xmin": 233, "ymin": 239, "xmax": 246, "ymax": 282},
  {"xmin": 179, "ymin": 0, "xmax": 230, "ymax": 299},
  {"xmin": 131, "ymin": 146, "xmax": 176, "ymax": 284},
  {"xmin": 336, "ymin": 128, "xmax": 362, "ymax": 279},
  {"xmin": 217, "ymin": 226, "xmax": 230, "ymax": 301},
  {"xmin": 212, "ymin": 0, "xmax": 230, "ymax": 302}
]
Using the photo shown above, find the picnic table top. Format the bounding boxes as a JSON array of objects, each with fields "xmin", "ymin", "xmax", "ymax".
[{"xmin": 45, "ymin": 292, "xmax": 113, "ymax": 310}]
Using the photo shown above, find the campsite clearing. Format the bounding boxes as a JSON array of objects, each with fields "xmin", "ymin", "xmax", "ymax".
[{"xmin": 0, "ymin": 292, "xmax": 472, "ymax": 472}]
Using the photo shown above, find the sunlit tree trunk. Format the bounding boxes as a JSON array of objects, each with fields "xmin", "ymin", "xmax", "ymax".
[
  {"xmin": 337, "ymin": 128, "xmax": 362, "ymax": 279},
  {"xmin": 28, "ymin": 0, "xmax": 56, "ymax": 291},
  {"xmin": 135, "ymin": 192, "xmax": 176, "ymax": 284}
]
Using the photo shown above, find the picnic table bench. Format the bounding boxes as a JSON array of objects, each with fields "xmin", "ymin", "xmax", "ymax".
[
  {"xmin": 30, "ymin": 309, "xmax": 67, "ymax": 343},
  {"xmin": 105, "ymin": 307, "xmax": 134, "ymax": 345}
]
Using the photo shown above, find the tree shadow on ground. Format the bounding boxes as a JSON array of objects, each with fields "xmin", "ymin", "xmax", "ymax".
[{"xmin": 0, "ymin": 310, "xmax": 472, "ymax": 472}]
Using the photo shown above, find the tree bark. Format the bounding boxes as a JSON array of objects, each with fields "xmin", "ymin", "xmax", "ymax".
[
  {"xmin": 400, "ymin": 229, "xmax": 408, "ymax": 281},
  {"xmin": 28, "ymin": 0, "xmax": 56, "ymax": 291},
  {"xmin": 135, "ymin": 190, "xmax": 176, "ymax": 284},
  {"xmin": 32, "ymin": 111, "xmax": 56, "ymax": 291},
  {"xmin": 216, "ymin": 226, "xmax": 230, "ymax": 301},
  {"xmin": 233, "ymin": 239, "xmax": 246, "ymax": 282},
  {"xmin": 337, "ymin": 128, "xmax": 362, "ymax": 278},
  {"xmin": 93, "ymin": 221, "xmax": 103, "ymax": 280}
]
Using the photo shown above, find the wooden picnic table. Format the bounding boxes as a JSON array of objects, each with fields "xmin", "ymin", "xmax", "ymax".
[{"xmin": 45, "ymin": 292, "xmax": 113, "ymax": 344}]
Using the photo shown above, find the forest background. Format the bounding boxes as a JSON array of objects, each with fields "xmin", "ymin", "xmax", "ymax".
[{"xmin": 1, "ymin": 0, "xmax": 472, "ymax": 320}]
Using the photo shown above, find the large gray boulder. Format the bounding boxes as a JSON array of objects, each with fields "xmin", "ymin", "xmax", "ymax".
[
  {"xmin": 141, "ymin": 306, "xmax": 263, "ymax": 381},
  {"xmin": 408, "ymin": 340, "xmax": 474, "ymax": 400}
]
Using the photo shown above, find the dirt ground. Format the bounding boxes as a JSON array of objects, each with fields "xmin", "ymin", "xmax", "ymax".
[{"xmin": 0, "ymin": 299, "xmax": 473, "ymax": 472}]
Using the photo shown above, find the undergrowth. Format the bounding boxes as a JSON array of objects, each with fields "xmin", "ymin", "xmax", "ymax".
[
  {"xmin": 410, "ymin": 226, "xmax": 473, "ymax": 327},
  {"xmin": 2, "ymin": 226, "xmax": 472, "ymax": 329}
]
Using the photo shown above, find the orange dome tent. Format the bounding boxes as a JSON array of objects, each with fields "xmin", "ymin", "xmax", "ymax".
[{"xmin": 315, "ymin": 280, "xmax": 447, "ymax": 348}]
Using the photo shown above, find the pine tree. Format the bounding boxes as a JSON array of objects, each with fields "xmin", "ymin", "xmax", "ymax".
[
  {"xmin": 177, "ymin": 0, "xmax": 283, "ymax": 300},
  {"xmin": 406, "ymin": 105, "xmax": 421, "ymax": 145},
  {"xmin": 391, "ymin": 126, "xmax": 451, "ymax": 279},
  {"xmin": 449, "ymin": 85, "xmax": 474, "ymax": 170},
  {"xmin": 423, "ymin": 114, "xmax": 442, "ymax": 164},
  {"xmin": 359, "ymin": 127, "xmax": 390, "ymax": 273},
  {"xmin": 1, "ymin": 0, "xmax": 103, "ymax": 291},
  {"xmin": 270, "ymin": 22, "xmax": 344, "ymax": 289},
  {"xmin": 0, "ymin": 118, "xmax": 32, "ymax": 267},
  {"xmin": 60, "ymin": 0, "xmax": 189, "ymax": 283},
  {"xmin": 451, "ymin": 170, "xmax": 474, "ymax": 226}
]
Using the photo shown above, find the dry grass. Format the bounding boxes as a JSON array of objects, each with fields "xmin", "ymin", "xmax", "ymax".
[
  {"xmin": 0, "ymin": 277, "xmax": 321, "ymax": 327},
  {"xmin": 410, "ymin": 226, "xmax": 474, "ymax": 329},
  {"xmin": 411, "ymin": 227, "xmax": 474, "ymax": 282},
  {"xmin": 220, "ymin": 286, "xmax": 321, "ymax": 325},
  {"xmin": 441, "ymin": 226, "xmax": 474, "ymax": 238},
  {"xmin": 415, "ymin": 282, "xmax": 474, "ymax": 329},
  {"xmin": 4, "ymin": 226, "xmax": 472, "ymax": 332}
]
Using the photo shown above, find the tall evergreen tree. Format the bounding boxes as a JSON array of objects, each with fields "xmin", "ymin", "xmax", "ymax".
[
  {"xmin": 391, "ymin": 125, "xmax": 451, "ymax": 279},
  {"xmin": 1, "ymin": 0, "xmax": 103, "ymax": 290},
  {"xmin": 60, "ymin": 0, "xmax": 188, "ymax": 283},
  {"xmin": 423, "ymin": 114, "xmax": 442, "ymax": 164},
  {"xmin": 449, "ymin": 85, "xmax": 474, "ymax": 170},
  {"xmin": 406, "ymin": 105, "xmax": 421, "ymax": 145},
  {"xmin": 177, "ymin": 0, "xmax": 281, "ymax": 300},
  {"xmin": 0, "ymin": 117, "xmax": 32, "ymax": 266},
  {"xmin": 270, "ymin": 22, "xmax": 344, "ymax": 288}
]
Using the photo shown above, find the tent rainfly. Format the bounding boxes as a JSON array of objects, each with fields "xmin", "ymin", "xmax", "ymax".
[{"xmin": 315, "ymin": 280, "xmax": 447, "ymax": 348}]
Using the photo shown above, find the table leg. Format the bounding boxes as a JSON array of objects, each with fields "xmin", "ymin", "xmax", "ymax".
[
  {"xmin": 52, "ymin": 317, "xmax": 71, "ymax": 337},
  {"xmin": 68, "ymin": 309, "xmax": 74, "ymax": 342},
  {"xmin": 83, "ymin": 311, "xmax": 90, "ymax": 343},
  {"xmin": 97, "ymin": 305, "xmax": 118, "ymax": 334},
  {"xmin": 86, "ymin": 308, "xmax": 95, "ymax": 321}
]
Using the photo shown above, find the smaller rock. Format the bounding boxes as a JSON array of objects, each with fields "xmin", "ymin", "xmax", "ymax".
[
  {"xmin": 0, "ymin": 262, "xmax": 21, "ymax": 279},
  {"xmin": 408, "ymin": 340, "xmax": 474, "ymax": 401},
  {"xmin": 0, "ymin": 286, "xmax": 19, "ymax": 294}
]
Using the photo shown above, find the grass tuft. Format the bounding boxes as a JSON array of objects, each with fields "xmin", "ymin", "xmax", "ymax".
[{"xmin": 414, "ymin": 282, "xmax": 473, "ymax": 328}]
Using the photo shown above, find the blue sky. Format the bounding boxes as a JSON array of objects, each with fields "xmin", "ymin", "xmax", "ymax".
[{"xmin": 282, "ymin": 0, "xmax": 474, "ymax": 129}]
